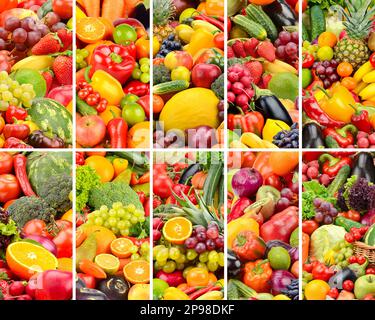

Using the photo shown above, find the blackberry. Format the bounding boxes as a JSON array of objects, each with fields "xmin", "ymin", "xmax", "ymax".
[
  {"xmin": 228, "ymin": 249, "xmax": 242, "ymax": 277},
  {"xmin": 273, "ymin": 122, "xmax": 299, "ymax": 148},
  {"xmin": 0, "ymin": 208, "xmax": 9, "ymax": 224},
  {"xmin": 156, "ymin": 35, "xmax": 182, "ymax": 58},
  {"xmin": 281, "ymin": 279, "xmax": 299, "ymax": 300}
]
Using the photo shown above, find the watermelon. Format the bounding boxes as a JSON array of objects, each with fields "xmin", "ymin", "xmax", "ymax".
[
  {"xmin": 26, "ymin": 152, "xmax": 72, "ymax": 196},
  {"xmin": 364, "ymin": 225, "xmax": 375, "ymax": 246},
  {"xmin": 28, "ymin": 98, "xmax": 72, "ymax": 144}
]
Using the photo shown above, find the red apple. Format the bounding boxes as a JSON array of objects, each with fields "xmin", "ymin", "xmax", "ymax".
[
  {"xmin": 191, "ymin": 63, "xmax": 222, "ymax": 88},
  {"xmin": 76, "ymin": 115, "xmax": 106, "ymax": 147}
]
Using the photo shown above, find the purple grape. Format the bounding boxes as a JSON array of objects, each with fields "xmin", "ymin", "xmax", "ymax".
[
  {"xmin": 330, "ymin": 60, "xmax": 338, "ymax": 67},
  {"xmin": 44, "ymin": 12, "xmax": 60, "ymax": 27},
  {"xmin": 276, "ymin": 198, "xmax": 290, "ymax": 212},
  {"xmin": 313, "ymin": 198, "xmax": 322, "ymax": 207},
  {"xmin": 281, "ymin": 188, "xmax": 294, "ymax": 200},
  {"xmin": 329, "ymin": 74, "xmax": 339, "ymax": 82},
  {"xmin": 330, "ymin": 208, "xmax": 338, "ymax": 217},
  {"xmin": 206, "ymin": 239, "xmax": 216, "ymax": 251},
  {"xmin": 4, "ymin": 17, "xmax": 20, "ymax": 31},
  {"xmin": 279, "ymin": 31, "xmax": 291, "ymax": 44},
  {"xmin": 184, "ymin": 237, "xmax": 198, "ymax": 249},
  {"xmin": 323, "ymin": 79, "xmax": 331, "ymax": 88},
  {"xmin": 285, "ymin": 42, "xmax": 297, "ymax": 57},
  {"xmin": 51, "ymin": 22, "xmax": 66, "ymax": 32},
  {"xmin": 320, "ymin": 202, "xmax": 330, "ymax": 212},
  {"xmin": 291, "ymin": 31, "xmax": 298, "ymax": 44},
  {"xmin": 0, "ymin": 39, "xmax": 5, "ymax": 50},
  {"xmin": 291, "ymin": 182, "xmax": 299, "ymax": 194},
  {"xmin": 276, "ymin": 46, "xmax": 286, "ymax": 59},
  {"xmin": 314, "ymin": 211, "xmax": 324, "ymax": 223},
  {"xmin": 25, "ymin": 31, "xmax": 41, "ymax": 47},
  {"xmin": 12, "ymin": 28, "xmax": 27, "ymax": 44},
  {"xmin": 322, "ymin": 61, "xmax": 331, "ymax": 67},
  {"xmin": 215, "ymin": 236, "xmax": 224, "ymax": 249},
  {"xmin": 195, "ymin": 225, "xmax": 206, "ymax": 234},
  {"xmin": 195, "ymin": 242, "xmax": 206, "ymax": 253},
  {"xmin": 206, "ymin": 227, "xmax": 219, "ymax": 240},
  {"xmin": 323, "ymin": 215, "xmax": 333, "ymax": 224},
  {"xmin": 196, "ymin": 232, "xmax": 207, "ymax": 242},
  {"xmin": 316, "ymin": 65, "xmax": 325, "ymax": 74},
  {"xmin": 20, "ymin": 17, "xmax": 36, "ymax": 32},
  {"xmin": 325, "ymin": 67, "xmax": 334, "ymax": 75},
  {"xmin": 0, "ymin": 28, "xmax": 9, "ymax": 40}
]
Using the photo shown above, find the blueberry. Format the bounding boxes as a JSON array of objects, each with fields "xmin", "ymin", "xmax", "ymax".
[{"xmin": 168, "ymin": 34, "xmax": 175, "ymax": 40}]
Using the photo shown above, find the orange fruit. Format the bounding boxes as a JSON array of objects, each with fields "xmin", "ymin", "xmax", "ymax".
[
  {"xmin": 94, "ymin": 254, "xmax": 120, "ymax": 274},
  {"xmin": 77, "ymin": 17, "xmax": 106, "ymax": 44},
  {"xmin": 58, "ymin": 258, "xmax": 73, "ymax": 272},
  {"xmin": 162, "ymin": 217, "xmax": 192, "ymax": 244},
  {"xmin": 305, "ymin": 280, "xmax": 330, "ymax": 300},
  {"xmin": 337, "ymin": 62, "xmax": 354, "ymax": 77},
  {"xmin": 84, "ymin": 155, "xmax": 114, "ymax": 182},
  {"xmin": 110, "ymin": 238, "xmax": 134, "ymax": 258},
  {"xmin": 318, "ymin": 31, "xmax": 337, "ymax": 48},
  {"xmin": 186, "ymin": 267, "xmax": 209, "ymax": 287},
  {"xmin": 127, "ymin": 121, "xmax": 150, "ymax": 148},
  {"xmin": 80, "ymin": 225, "xmax": 116, "ymax": 254},
  {"xmin": 341, "ymin": 77, "xmax": 357, "ymax": 90},
  {"xmin": 123, "ymin": 260, "xmax": 150, "ymax": 284},
  {"xmin": 6, "ymin": 242, "xmax": 58, "ymax": 280},
  {"xmin": 98, "ymin": 17, "xmax": 113, "ymax": 38}
]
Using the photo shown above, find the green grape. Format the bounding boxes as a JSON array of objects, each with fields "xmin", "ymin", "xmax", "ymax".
[
  {"xmin": 0, "ymin": 101, "xmax": 8, "ymax": 111},
  {"xmin": 100, "ymin": 212, "xmax": 108, "ymax": 220},
  {"xmin": 176, "ymin": 263, "xmax": 185, "ymax": 270},
  {"xmin": 139, "ymin": 216, "xmax": 145, "ymax": 223},
  {"xmin": 117, "ymin": 220, "xmax": 126, "ymax": 230},
  {"xmin": 196, "ymin": 262, "xmax": 208, "ymax": 271},
  {"xmin": 127, "ymin": 204, "xmax": 136, "ymax": 213},
  {"xmin": 0, "ymin": 84, "xmax": 8, "ymax": 91},
  {"xmin": 0, "ymin": 71, "xmax": 8, "ymax": 80},
  {"xmin": 3, "ymin": 91, "xmax": 13, "ymax": 101},
  {"xmin": 175, "ymin": 254, "xmax": 186, "ymax": 264},
  {"xmin": 186, "ymin": 249, "xmax": 198, "ymax": 260},
  {"xmin": 103, "ymin": 221, "xmax": 111, "ymax": 229},
  {"xmin": 140, "ymin": 73, "xmax": 150, "ymax": 83},
  {"xmin": 76, "ymin": 54, "xmax": 83, "ymax": 63},
  {"xmin": 199, "ymin": 252, "xmax": 209, "ymax": 263},
  {"xmin": 108, "ymin": 209, "xmax": 116, "ymax": 217},
  {"xmin": 153, "ymin": 245, "xmax": 165, "ymax": 259},
  {"xmin": 141, "ymin": 242, "xmax": 149, "ymax": 252},
  {"xmin": 100, "ymin": 205, "xmax": 108, "ymax": 212},
  {"xmin": 124, "ymin": 220, "xmax": 131, "ymax": 228},
  {"xmin": 207, "ymin": 261, "xmax": 218, "ymax": 272},
  {"xmin": 169, "ymin": 247, "xmax": 180, "ymax": 260},
  {"xmin": 120, "ymin": 229, "xmax": 129, "ymax": 236},
  {"xmin": 140, "ymin": 64, "xmax": 149, "ymax": 73},
  {"xmin": 81, "ymin": 49, "xmax": 89, "ymax": 58},
  {"xmin": 208, "ymin": 251, "xmax": 219, "ymax": 263},
  {"xmin": 111, "ymin": 227, "xmax": 119, "ymax": 234},
  {"xmin": 139, "ymin": 58, "xmax": 149, "ymax": 65},
  {"xmin": 130, "ymin": 216, "xmax": 138, "ymax": 224},
  {"xmin": 131, "ymin": 253, "xmax": 141, "ymax": 260},
  {"xmin": 124, "ymin": 213, "xmax": 131, "ymax": 220},
  {"xmin": 113, "ymin": 202, "xmax": 122, "ymax": 210},
  {"xmin": 163, "ymin": 261, "xmax": 176, "ymax": 273},
  {"xmin": 108, "ymin": 217, "xmax": 117, "ymax": 227},
  {"xmin": 117, "ymin": 208, "xmax": 126, "ymax": 218},
  {"xmin": 218, "ymin": 252, "xmax": 224, "ymax": 267},
  {"xmin": 130, "ymin": 245, "xmax": 139, "ymax": 254},
  {"xmin": 156, "ymin": 248, "xmax": 169, "ymax": 261},
  {"xmin": 12, "ymin": 88, "xmax": 22, "ymax": 97},
  {"xmin": 94, "ymin": 217, "xmax": 103, "ymax": 226},
  {"xmin": 157, "ymin": 259, "xmax": 167, "ymax": 267},
  {"xmin": 154, "ymin": 261, "xmax": 162, "ymax": 271}
]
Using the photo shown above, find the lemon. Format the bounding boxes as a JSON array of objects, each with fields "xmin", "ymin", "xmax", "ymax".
[
  {"xmin": 94, "ymin": 253, "xmax": 120, "ymax": 274},
  {"xmin": 317, "ymin": 46, "xmax": 334, "ymax": 61},
  {"xmin": 273, "ymin": 294, "xmax": 291, "ymax": 300}
]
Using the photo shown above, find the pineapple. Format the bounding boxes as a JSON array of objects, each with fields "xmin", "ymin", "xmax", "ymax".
[
  {"xmin": 153, "ymin": 0, "xmax": 176, "ymax": 42},
  {"xmin": 334, "ymin": 0, "xmax": 375, "ymax": 69}
]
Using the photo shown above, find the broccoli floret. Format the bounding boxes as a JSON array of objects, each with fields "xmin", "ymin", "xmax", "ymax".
[
  {"xmin": 153, "ymin": 64, "xmax": 171, "ymax": 85},
  {"xmin": 8, "ymin": 196, "xmax": 56, "ymax": 228},
  {"xmin": 211, "ymin": 74, "xmax": 224, "ymax": 99},
  {"xmin": 88, "ymin": 182, "xmax": 143, "ymax": 212}
]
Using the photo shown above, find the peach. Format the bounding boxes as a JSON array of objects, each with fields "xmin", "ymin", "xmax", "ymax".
[
  {"xmin": 128, "ymin": 284, "xmax": 150, "ymax": 300},
  {"xmin": 164, "ymin": 51, "xmax": 193, "ymax": 70}
]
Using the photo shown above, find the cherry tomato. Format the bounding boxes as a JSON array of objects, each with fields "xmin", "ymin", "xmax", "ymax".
[
  {"xmin": 356, "ymin": 255, "xmax": 366, "ymax": 265},
  {"xmin": 344, "ymin": 233, "xmax": 354, "ymax": 243},
  {"xmin": 348, "ymin": 256, "xmax": 357, "ymax": 264},
  {"xmin": 53, "ymin": 220, "xmax": 73, "ymax": 258},
  {"xmin": 302, "ymin": 220, "xmax": 319, "ymax": 235},
  {"xmin": 213, "ymin": 32, "xmax": 224, "ymax": 50},
  {"xmin": 52, "ymin": 0, "xmax": 72, "ymax": 19},
  {"xmin": 342, "ymin": 280, "xmax": 354, "ymax": 292},
  {"xmin": 352, "ymin": 230, "xmax": 362, "ymax": 241},
  {"xmin": 153, "ymin": 94, "xmax": 164, "ymax": 114},
  {"xmin": 0, "ymin": 174, "xmax": 21, "ymax": 203},
  {"xmin": 0, "ymin": 152, "xmax": 13, "ymax": 174},
  {"xmin": 345, "ymin": 210, "xmax": 361, "ymax": 222},
  {"xmin": 153, "ymin": 174, "xmax": 173, "ymax": 199},
  {"xmin": 370, "ymin": 52, "xmax": 375, "ymax": 68},
  {"xmin": 86, "ymin": 93, "xmax": 100, "ymax": 106},
  {"xmin": 303, "ymin": 263, "xmax": 313, "ymax": 273},
  {"xmin": 23, "ymin": 219, "xmax": 52, "ymax": 239},
  {"xmin": 77, "ymin": 273, "xmax": 96, "ymax": 289},
  {"xmin": 328, "ymin": 288, "xmax": 339, "ymax": 299}
]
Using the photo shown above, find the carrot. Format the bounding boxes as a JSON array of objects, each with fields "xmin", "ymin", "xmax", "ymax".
[
  {"xmin": 102, "ymin": 0, "xmax": 124, "ymax": 23},
  {"xmin": 123, "ymin": 0, "xmax": 140, "ymax": 17},
  {"xmin": 302, "ymin": 232, "xmax": 310, "ymax": 264},
  {"xmin": 83, "ymin": 0, "xmax": 100, "ymax": 17},
  {"xmin": 191, "ymin": 171, "xmax": 207, "ymax": 190}
]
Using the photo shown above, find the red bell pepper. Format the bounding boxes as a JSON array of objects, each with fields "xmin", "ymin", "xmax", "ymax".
[
  {"xmin": 5, "ymin": 105, "xmax": 27, "ymax": 124},
  {"xmin": 311, "ymin": 261, "xmax": 334, "ymax": 281},
  {"xmin": 3, "ymin": 137, "xmax": 32, "ymax": 148},
  {"xmin": 228, "ymin": 197, "xmax": 253, "ymax": 222},
  {"xmin": 3, "ymin": 123, "xmax": 30, "ymax": 140},
  {"xmin": 302, "ymin": 52, "xmax": 314, "ymax": 68},
  {"xmin": 323, "ymin": 124, "xmax": 357, "ymax": 148},
  {"xmin": 123, "ymin": 80, "xmax": 149, "ymax": 96},
  {"xmin": 232, "ymin": 230, "xmax": 266, "ymax": 261},
  {"xmin": 137, "ymin": 94, "xmax": 150, "ymax": 119},
  {"xmin": 228, "ymin": 111, "xmax": 264, "ymax": 136},
  {"xmin": 318, "ymin": 153, "xmax": 352, "ymax": 178},
  {"xmin": 351, "ymin": 109, "xmax": 372, "ymax": 133},
  {"xmin": 76, "ymin": 152, "xmax": 85, "ymax": 166},
  {"xmin": 35, "ymin": 270, "xmax": 72, "ymax": 300},
  {"xmin": 92, "ymin": 44, "xmax": 136, "ymax": 84},
  {"xmin": 107, "ymin": 118, "xmax": 128, "ymax": 148}
]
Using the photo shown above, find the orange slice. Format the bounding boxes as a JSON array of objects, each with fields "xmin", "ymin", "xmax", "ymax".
[
  {"xmin": 110, "ymin": 238, "xmax": 134, "ymax": 258},
  {"xmin": 94, "ymin": 253, "xmax": 120, "ymax": 275},
  {"xmin": 123, "ymin": 260, "xmax": 150, "ymax": 284},
  {"xmin": 6, "ymin": 242, "xmax": 58, "ymax": 280},
  {"xmin": 77, "ymin": 17, "xmax": 106, "ymax": 44},
  {"xmin": 162, "ymin": 217, "xmax": 192, "ymax": 244}
]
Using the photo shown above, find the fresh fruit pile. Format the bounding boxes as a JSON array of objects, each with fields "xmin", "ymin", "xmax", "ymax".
[
  {"xmin": 0, "ymin": 0, "xmax": 73, "ymax": 148},
  {"xmin": 227, "ymin": 151, "xmax": 299, "ymax": 300},
  {"xmin": 0, "ymin": 151, "xmax": 73, "ymax": 300},
  {"xmin": 302, "ymin": 151, "xmax": 375, "ymax": 300},
  {"xmin": 152, "ymin": 0, "xmax": 224, "ymax": 148},
  {"xmin": 152, "ymin": 151, "xmax": 225, "ymax": 300},
  {"xmin": 227, "ymin": 0, "xmax": 299, "ymax": 149},
  {"xmin": 302, "ymin": 0, "xmax": 375, "ymax": 148},
  {"xmin": 75, "ymin": 151, "xmax": 150, "ymax": 300},
  {"xmin": 75, "ymin": 1, "xmax": 150, "ymax": 149}
]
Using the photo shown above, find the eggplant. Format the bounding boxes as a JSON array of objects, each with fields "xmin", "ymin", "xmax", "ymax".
[
  {"xmin": 302, "ymin": 123, "xmax": 325, "ymax": 148},
  {"xmin": 328, "ymin": 268, "xmax": 357, "ymax": 290},
  {"xmin": 263, "ymin": 0, "xmax": 297, "ymax": 32},
  {"xmin": 76, "ymin": 288, "xmax": 109, "ymax": 300},
  {"xmin": 351, "ymin": 152, "xmax": 375, "ymax": 183},
  {"xmin": 97, "ymin": 276, "xmax": 130, "ymax": 300},
  {"xmin": 179, "ymin": 164, "xmax": 202, "ymax": 184},
  {"xmin": 130, "ymin": 3, "xmax": 150, "ymax": 29}
]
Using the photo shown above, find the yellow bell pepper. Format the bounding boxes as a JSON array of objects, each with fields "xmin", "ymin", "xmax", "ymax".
[
  {"xmin": 175, "ymin": 24, "xmax": 194, "ymax": 43},
  {"xmin": 227, "ymin": 217, "xmax": 259, "ymax": 249},
  {"xmin": 319, "ymin": 85, "xmax": 355, "ymax": 123},
  {"xmin": 19, "ymin": 119, "xmax": 39, "ymax": 132},
  {"xmin": 184, "ymin": 28, "xmax": 215, "ymax": 57},
  {"xmin": 163, "ymin": 288, "xmax": 190, "ymax": 300},
  {"xmin": 262, "ymin": 119, "xmax": 290, "ymax": 142},
  {"xmin": 91, "ymin": 70, "xmax": 124, "ymax": 106}
]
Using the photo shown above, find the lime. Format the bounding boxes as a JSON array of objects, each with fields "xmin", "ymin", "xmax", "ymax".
[
  {"xmin": 268, "ymin": 72, "xmax": 298, "ymax": 101},
  {"xmin": 302, "ymin": 68, "xmax": 312, "ymax": 88},
  {"xmin": 267, "ymin": 246, "xmax": 291, "ymax": 270},
  {"xmin": 153, "ymin": 278, "xmax": 169, "ymax": 300},
  {"xmin": 317, "ymin": 46, "xmax": 334, "ymax": 61}
]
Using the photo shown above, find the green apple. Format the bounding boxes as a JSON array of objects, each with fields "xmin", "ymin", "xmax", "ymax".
[{"xmin": 354, "ymin": 275, "xmax": 375, "ymax": 299}]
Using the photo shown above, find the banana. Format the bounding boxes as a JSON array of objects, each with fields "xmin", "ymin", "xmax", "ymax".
[
  {"xmin": 196, "ymin": 291, "xmax": 223, "ymax": 300},
  {"xmin": 229, "ymin": 140, "xmax": 248, "ymax": 148},
  {"xmin": 263, "ymin": 59, "xmax": 297, "ymax": 75},
  {"xmin": 11, "ymin": 55, "xmax": 54, "ymax": 72},
  {"xmin": 362, "ymin": 70, "xmax": 375, "ymax": 83},
  {"xmin": 354, "ymin": 81, "xmax": 368, "ymax": 94},
  {"xmin": 353, "ymin": 61, "xmax": 373, "ymax": 82},
  {"xmin": 359, "ymin": 83, "xmax": 375, "ymax": 100},
  {"xmin": 191, "ymin": 20, "xmax": 220, "ymax": 33},
  {"xmin": 240, "ymin": 132, "xmax": 278, "ymax": 149}
]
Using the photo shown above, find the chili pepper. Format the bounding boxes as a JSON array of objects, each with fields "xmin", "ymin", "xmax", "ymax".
[
  {"xmin": 194, "ymin": 14, "xmax": 224, "ymax": 31},
  {"xmin": 351, "ymin": 109, "xmax": 372, "ymax": 133},
  {"xmin": 323, "ymin": 124, "xmax": 357, "ymax": 148},
  {"xmin": 92, "ymin": 44, "xmax": 136, "ymax": 85},
  {"xmin": 76, "ymin": 152, "xmax": 85, "ymax": 166},
  {"xmin": 302, "ymin": 52, "xmax": 314, "ymax": 68},
  {"xmin": 138, "ymin": 172, "xmax": 150, "ymax": 184},
  {"xmin": 228, "ymin": 111, "xmax": 264, "ymax": 136},
  {"xmin": 302, "ymin": 95, "xmax": 345, "ymax": 128},
  {"xmin": 227, "ymin": 17, "xmax": 231, "ymax": 32},
  {"xmin": 107, "ymin": 118, "xmax": 128, "ymax": 148},
  {"xmin": 243, "ymin": 259, "xmax": 272, "ymax": 293},
  {"xmin": 136, "ymin": 191, "xmax": 146, "ymax": 205},
  {"xmin": 228, "ymin": 197, "xmax": 253, "ymax": 222},
  {"xmin": 5, "ymin": 105, "xmax": 28, "ymax": 124},
  {"xmin": 123, "ymin": 80, "xmax": 150, "ymax": 97},
  {"xmin": 28, "ymin": 130, "xmax": 65, "ymax": 148},
  {"xmin": 3, "ymin": 123, "xmax": 30, "ymax": 140},
  {"xmin": 319, "ymin": 153, "xmax": 352, "ymax": 178},
  {"xmin": 188, "ymin": 285, "xmax": 221, "ymax": 300},
  {"xmin": 302, "ymin": 123, "xmax": 326, "ymax": 148},
  {"xmin": 13, "ymin": 154, "xmax": 36, "ymax": 196},
  {"xmin": 3, "ymin": 137, "xmax": 32, "ymax": 149},
  {"xmin": 183, "ymin": 286, "xmax": 199, "ymax": 295}
]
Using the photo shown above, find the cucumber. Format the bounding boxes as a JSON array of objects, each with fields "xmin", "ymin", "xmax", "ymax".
[
  {"xmin": 153, "ymin": 80, "xmax": 189, "ymax": 95},
  {"xmin": 310, "ymin": 5, "xmax": 326, "ymax": 40},
  {"xmin": 233, "ymin": 15, "xmax": 267, "ymax": 40},
  {"xmin": 203, "ymin": 161, "xmax": 223, "ymax": 206},
  {"xmin": 334, "ymin": 216, "xmax": 363, "ymax": 232},
  {"xmin": 302, "ymin": 22, "xmax": 310, "ymax": 42},
  {"xmin": 231, "ymin": 279, "xmax": 257, "ymax": 298},
  {"xmin": 327, "ymin": 165, "xmax": 351, "ymax": 196},
  {"xmin": 245, "ymin": 4, "xmax": 278, "ymax": 41},
  {"xmin": 218, "ymin": 174, "xmax": 224, "ymax": 209},
  {"xmin": 76, "ymin": 97, "xmax": 97, "ymax": 116}
]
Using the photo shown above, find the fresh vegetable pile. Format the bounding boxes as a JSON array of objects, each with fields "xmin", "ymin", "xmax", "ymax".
[
  {"xmin": 152, "ymin": 152, "xmax": 225, "ymax": 300},
  {"xmin": 0, "ymin": 151, "xmax": 73, "ymax": 300},
  {"xmin": 75, "ymin": 0, "xmax": 150, "ymax": 148},
  {"xmin": 227, "ymin": 151, "xmax": 299, "ymax": 300},
  {"xmin": 227, "ymin": 0, "xmax": 299, "ymax": 149},
  {"xmin": 75, "ymin": 151, "xmax": 150, "ymax": 300},
  {"xmin": 302, "ymin": 151, "xmax": 375, "ymax": 300},
  {"xmin": 302, "ymin": 0, "xmax": 375, "ymax": 148},
  {"xmin": 152, "ymin": 0, "xmax": 224, "ymax": 148},
  {"xmin": 0, "ymin": 0, "xmax": 73, "ymax": 148}
]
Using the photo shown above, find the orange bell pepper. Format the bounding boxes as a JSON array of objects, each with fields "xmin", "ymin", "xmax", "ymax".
[
  {"xmin": 243, "ymin": 259, "xmax": 272, "ymax": 293},
  {"xmin": 205, "ymin": 0, "xmax": 224, "ymax": 16}
]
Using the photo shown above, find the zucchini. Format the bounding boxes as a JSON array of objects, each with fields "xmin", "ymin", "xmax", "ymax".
[
  {"xmin": 218, "ymin": 174, "xmax": 224, "ymax": 209},
  {"xmin": 302, "ymin": 22, "xmax": 310, "ymax": 42},
  {"xmin": 153, "ymin": 80, "xmax": 189, "ymax": 95},
  {"xmin": 335, "ymin": 216, "xmax": 363, "ymax": 232},
  {"xmin": 233, "ymin": 15, "xmax": 267, "ymax": 40},
  {"xmin": 203, "ymin": 161, "xmax": 223, "ymax": 206},
  {"xmin": 245, "ymin": 4, "xmax": 278, "ymax": 41},
  {"xmin": 76, "ymin": 97, "xmax": 97, "ymax": 116},
  {"xmin": 310, "ymin": 5, "xmax": 326, "ymax": 40},
  {"xmin": 327, "ymin": 165, "xmax": 351, "ymax": 196}
]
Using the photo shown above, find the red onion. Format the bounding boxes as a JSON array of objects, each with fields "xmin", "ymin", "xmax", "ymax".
[
  {"xmin": 23, "ymin": 234, "xmax": 57, "ymax": 256},
  {"xmin": 361, "ymin": 209, "xmax": 375, "ymax": 226},
  {"xmin": 288, "ymin": 247, "xmax": 299, "ymax": 264},
  {"xmin": 232, "ymin": 168, "xmax": 263, "ymax": 198},
  {"xmin": 271, "ymin": 270, "xmax": 296, "ymax": 295}
]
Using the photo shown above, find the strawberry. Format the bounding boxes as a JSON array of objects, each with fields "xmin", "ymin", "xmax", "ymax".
[
  {"xmin": 244, "ymin": 60, "xmax": 263, "ymax": 85},
  {"xmin": 0, "ymin": 279, "xmax": 9, "ymax": 296},
  {"xmin": 227, "ymin": 45, "xmax": 235, "ymax": 59},
  {"xmin": 42, "ymin": 70, "xmax": 54, "ymax": 95},
  {"xmin": 243, "ymin": 38, "xmax": 259, "ymax": 58},
  {"xmin": 57, "ymin": 29, "xmax": 72, "ymax": 52},
  {"xmin": 260, "ymin": 73, "xmax": 272, "ymax": 89},
  {"xmin": 53, "ymin": 55, "xmax": 72, "ymax": 85},
  {"xmin": 31, "ymin": 33, "xmax": 62, "ymax": 55},
  {"xmin": 256, "ymin": 41, "xmax": 276, "ymax": 62},
  {"xmin": 232, "ymin": 40, "xmax": 246, "ymax": 58}
]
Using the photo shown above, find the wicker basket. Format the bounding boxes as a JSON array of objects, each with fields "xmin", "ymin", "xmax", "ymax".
[{"xmin": 353, "ymin": 242, "xmax": 375, "ymax": 266}]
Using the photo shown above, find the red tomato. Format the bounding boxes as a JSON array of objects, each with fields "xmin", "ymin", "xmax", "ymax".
[
  {"xmin": 0, "ymin": 152, "xmax": 13, "ymax": 174},
  {"xmin": 53, "ymin": 220, "xmax": 73, "ymax": 258},
  {"xmin": 23, "ymin": 219, "xmax": 52, "ymax": 239},
  {"xmin": 153, "ymin": 174, "xmax": 173, "ymax": 199},
  {"xmin": 0, "ymin": 174, "xmax": 21, "ymax": 203},
  {"xmin": 52, "ymin": 0, "xmax": 72, "ymax": 19},
  {"xmin": 242, "ymin": 152, "xmax": 256, "ymax": 168},
  {"xmin": 77, "ymin": 273, "xmax": 96, "ymax": 289},
  {"xmin": 302, "ymin": 220, "xmax": 319, "ymax": 235},
  {"xmin": 213, "ymin": 33, "xmax": 224, "ymax": 50}
]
